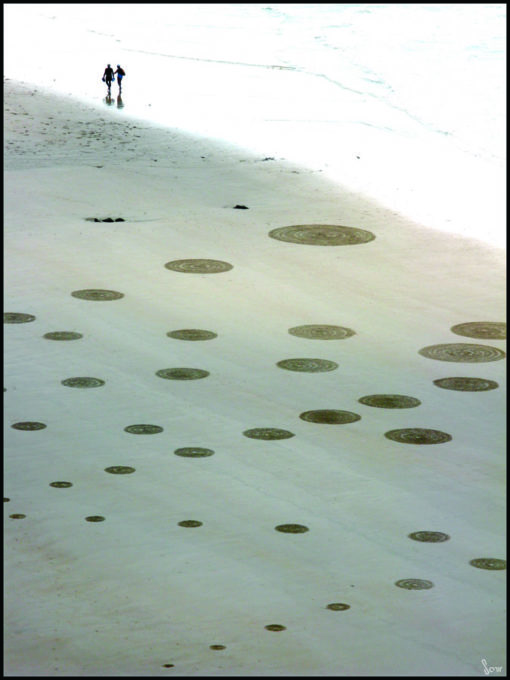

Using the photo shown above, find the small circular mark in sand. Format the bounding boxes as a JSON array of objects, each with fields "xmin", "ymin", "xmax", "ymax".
[
  {"xmin": 433, "ymin": 377, "xmax": 499, "ymax": 391},
  {"xmin": 167, "ymin": 329, "xmax": 217, "ymax": 341},
  {"xmin": 9, "ymin": 514, "xmax": 26, "ymax": 519},
  {"xmin": 43, "ymin": 331, "xmax": 83, "ymax": 340},
  {"xmin": 265, "ymin": 624, "xmax": 286, "ymax": 632},
  {"xmin": 277, "ymin": 358, "xmax": 338, "ymax": 372},
  {"xmin": 156, "ymin": 367, "xmax": 209, "ymax": 380},
  {"xmin": 178, "ymin": 520, "xmax": 203, "ymax": 528},
  {"xmin": 71, "ymin": 289, "xmax": 124, "ymax": 301},
  {"xmin": 49, "ymin": 481, "xmax": 73, "ymax": 488},
  {"xmin": 268, "ymin": 224, "xmax": 375, "ymax": 246},
  {"xmin": 11, "ymin": 422, "xmax": 46, "ymax": 431},
  {"xmin": 451, "ymin": 322, "xmax": 506, "ymax": 340},
  {"xmin": 105, "ymin": 466, "xmax": 135, "ymax": 474},
  {"xmin": 299, "ymin": 410, "xmax": 361, "ymax": 424},
  {"xmin": 288, "ymin": 324, "xmax": 356, "ymax": 340},
  {"xmin": 61, "ymin": 377, "xmax": 105, "ymax": 388},
  {"xmin": 209, "ymin": 645, "xmax": 226, "ymax": 651},
  {"xmin": 408, "ymin": 531, "xmax": 450, "ymax": 543},
  {"xmin": 469, "ymin": 558, "xmax": 506, "ymax": 570},
  {"xmin": 174, "ymin": 447, "xmax": 215, "ymax": 458},
  {"xmin": 418, "ymin": 343, "xmax": 505, "ymax": 362},
  {"xmin": 384, "ymin": 428, "xmax": 451, "ymax": 445},
  {"xmin": 358, "ymin": 394, "xmax": 421, "ymax": 409},
  {"xmin": 85, "ymin": 516, "xmax": 105, "ymax": 522},
  {"xmin": 162, "ymin": 664, "xmax": 175, "ymax": 668},
  {"xmin": 326, "ymin": 603, "xmax": 350, "ymax": 611},
  {"xmin": 275, "ymin": 524, "xmax": 309, "ymax": 533},
  {"xmin": 243, "ymin": 428, "xmax": 295, "ymax": 440},
  {"xmin": 164, "ymin": 259, "xmax": 233, "ymax": 274},
  {"xmin": 4, "ymin": 498, "xmax": 10, "ymax": 502},
  {"xmin": 395, "ymin": 579, "xmax": 434, "ymax": 590},
  {"xmin": 4, "ymin": 312, "xmax": 36, "ymax": 323},
  {"xmin": 124, "ymin": 424, "xmax": 163, "ymax": 434}
]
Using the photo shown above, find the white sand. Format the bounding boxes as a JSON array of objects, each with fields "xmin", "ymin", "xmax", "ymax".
[{"xmin": 4, "ymin": 79, "xmax": 506, "ymax": 676}]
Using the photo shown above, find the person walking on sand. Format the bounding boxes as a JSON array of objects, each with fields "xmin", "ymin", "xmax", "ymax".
[
  {"xmin": 102, "ymin": 64, "xmax": 114, "ymax": 92},
  {"xmin": 114, "ymin": 65, "xmax": 125, "ymax": 93}
]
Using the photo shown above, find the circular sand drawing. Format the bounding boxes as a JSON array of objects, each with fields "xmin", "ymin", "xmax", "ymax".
[
  {"xmin": 243, "ymin": 428, "xmax": 295, "ymax": 440},
  {"xmin": 9, "ymin": 514, "xmax": 26, "ymax": 519},
  {"xmin": 209, "ymin": 645, "xmax": 226, "ymax": 651},
  {"xmin": 275, "ymin": 524, "xmax": 309, "ymax": 533},
  {"xmin": 4, "ymin": 312, "xmax": 36, "ymax": 323},
  {"xmin": 164, "ymin": 259, "xmax": 233, "ymax": 274},
  {"xmin": 326, "ymin": 603, "xmax": 350, "ymax": 611},
  {"xmin": 433, "ymin": 377, "xmax": 499, "ymax": 391},
  {"xmin": 124, "ymin": 424, "xmax": 163, "ymax": 434},
  {"xmin": 276, "ymin": 358, "xmax": 338, "ymax": 373},
  {"xmin": 105, "ymin": 466, "xmax": 135, "ymax": 474},
  {"xmin": 288, "ymin": 324, "xmax": 356, "ymax": 340},
  {"xmin": 265, "ymin": 624, "xmax": 286, "ymax": 632},
  {"xmin": 85, "ymin": 516, "xmax": 105, "ymax": 522},
  {"xmin": 11, "ymin": 422, "xmax": 46, "ymax": 431},
  {"xmin": 268, "ymin": 224, "xmax": 375, "ymax": 246},
  {"xmin": 156, "ymin": 368, "xmax": 210, "ymax": 380},
  {"xmin": 358, "ymin": 394, "xmax": 421, "ymax": 409},
  {"xmin": 49, "ymin": 481, "xmax": 73, "ymax": 488},
  {"xmin": 174, "ymin": 447, "xmax": 215, "ymax": 458},
  {"xmin": 384, "ymin": 428, "xmax": 451, "ymax": 445},
  {"xmin": 395, "ymin": 579, "xmax": 434, "ymax": 590},
  {"xmin": 43, "ymin": 331, "xmax": 83, "ymax": 341},
  {"xmin": 450, "ymin": 322, "xmax": 506, "ymax": 340},
  {"xmin": 167, "ymin": 329, "xmax": 218, "ymax": 341},
  {"xmin": 418, "ymin": 343, "xmax": 505, "ymax": 362},
  {"xmin": 299, "ymin": 410, "xmax": 361, "ymax": 424},
  {"xmin": 408, "ymin": 531, "xmax": 450, "ymax": 543},
  {"xmin": 178, "ymin": 520, "xmax": 203, "ymax": 528},
  {"xmin": 71, "ymin": 289, "xmax": 124, "ymax": 301},
  {"xmin": 61, "ymin": 377, "xmax": 105, "ymax": 388},
  {"xmin": 469, "ymin": 558, "xmax": 506, "ymax": 570}
]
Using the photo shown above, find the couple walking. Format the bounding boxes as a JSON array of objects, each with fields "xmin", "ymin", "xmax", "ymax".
[{"xmin": 102, "ymin": 64, "xmax": 125, "ymax": 92}]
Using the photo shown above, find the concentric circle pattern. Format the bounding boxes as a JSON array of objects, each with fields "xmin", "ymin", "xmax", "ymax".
[
  {"xmin": 164, "ymin": 259, "xmax": 233, "ymax": 273},
  {"xmin": 4, "ymin": 312, "xmax": 36, "ymax": 323},
  {"xmin": 469, "ymin": 558, "xmax": 506, "ymax": 570},
  {"xmin": 124, "ymin": 424, "xmax": 163, "ymax": 434},
  {"xmin": 174, "ymin": 447, "xmax": 215, "ymax": 457},
  {"xmin": 156, "ymin": 368, "xmax": 210, "ymax": 380},
  {"xmin": 61, "ymin": 377, "xmax": 105, "ymax": 388},
  {"xmin": 358, "ymin": 394, "xmax": 421, "ymax": 408},
  {"xmin": 243, "ymin": 428, "xmax": 295, "ymax": 440},
  {"xmin": 49, "ymin": 482, "xmax": 73, "ymax": 488},
  {"xmin": 178, "ymin": 520, "xmax": 203, "ymax": 528},
  {"xmin": 11, "ymin": 422, "xmax": 47, "ymax": 431},
  {"xmin": 450, "ymin": 321, "xmax": 506, "ymax": 340},
  {"xmin": 43, "ymin": 331, "xmax": 83, "ymax": 340},
  {"xmin": 384, "ymin": 428, "xmax": 452, "ymax": 444},
  {"xmin": 326, "ymin": 603, "xmax": 350, "ymax": 611},
  {"xmin": 433, "ymin": 377, "xmax": 499, "ymax": 391},
  {"xmin": 105, "ymin": 466, "xmax": 136, "ymax": 474},
  {"xmin": 288, "ymin": 324, "xmax": 356, "ymax": 340},
  {"xmin": 418, "ymin": 343, "xmax": 505, "ymax": 362},
  {"xmin": 167, "ymin": 329, "xmax": 218, "ymax": 341},
  {"xmin": 276, "ymin": 358, "xmax": 338, "ymax": 372},
  {"xmin": 275, "ymin": 524, "xmax": 309, "ymax": 533},
  {"xmin": 299, "ymin": 410, "xmax": 361, "ymax": 424},
  {"xmin": 268, "ymin": 224, "xmax": 376, "ymax": 246},
  {"xmin": 395, "ymin": 579, "xmax": 434, "ymax": 590},
  {"xmin": 71, "ymin": 289, "xmax": 124, "ymax": 301},
  {"xmin": 408, "ymin": 531, "xmax": 450, "ymax": 543}
]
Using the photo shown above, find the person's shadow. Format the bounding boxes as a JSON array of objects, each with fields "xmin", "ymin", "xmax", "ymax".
[
  {"xmin": 104, "ymin": 93, "xmax": 114, "ymax": 106},
  {"xmin": 117, "ymin": 94, "xmax": 124, "ymax": 109}
]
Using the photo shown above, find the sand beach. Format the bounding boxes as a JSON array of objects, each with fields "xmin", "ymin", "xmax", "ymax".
[{"xmin": 4, "ymin": 4, "xmax": 506, "ymax": 676}]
